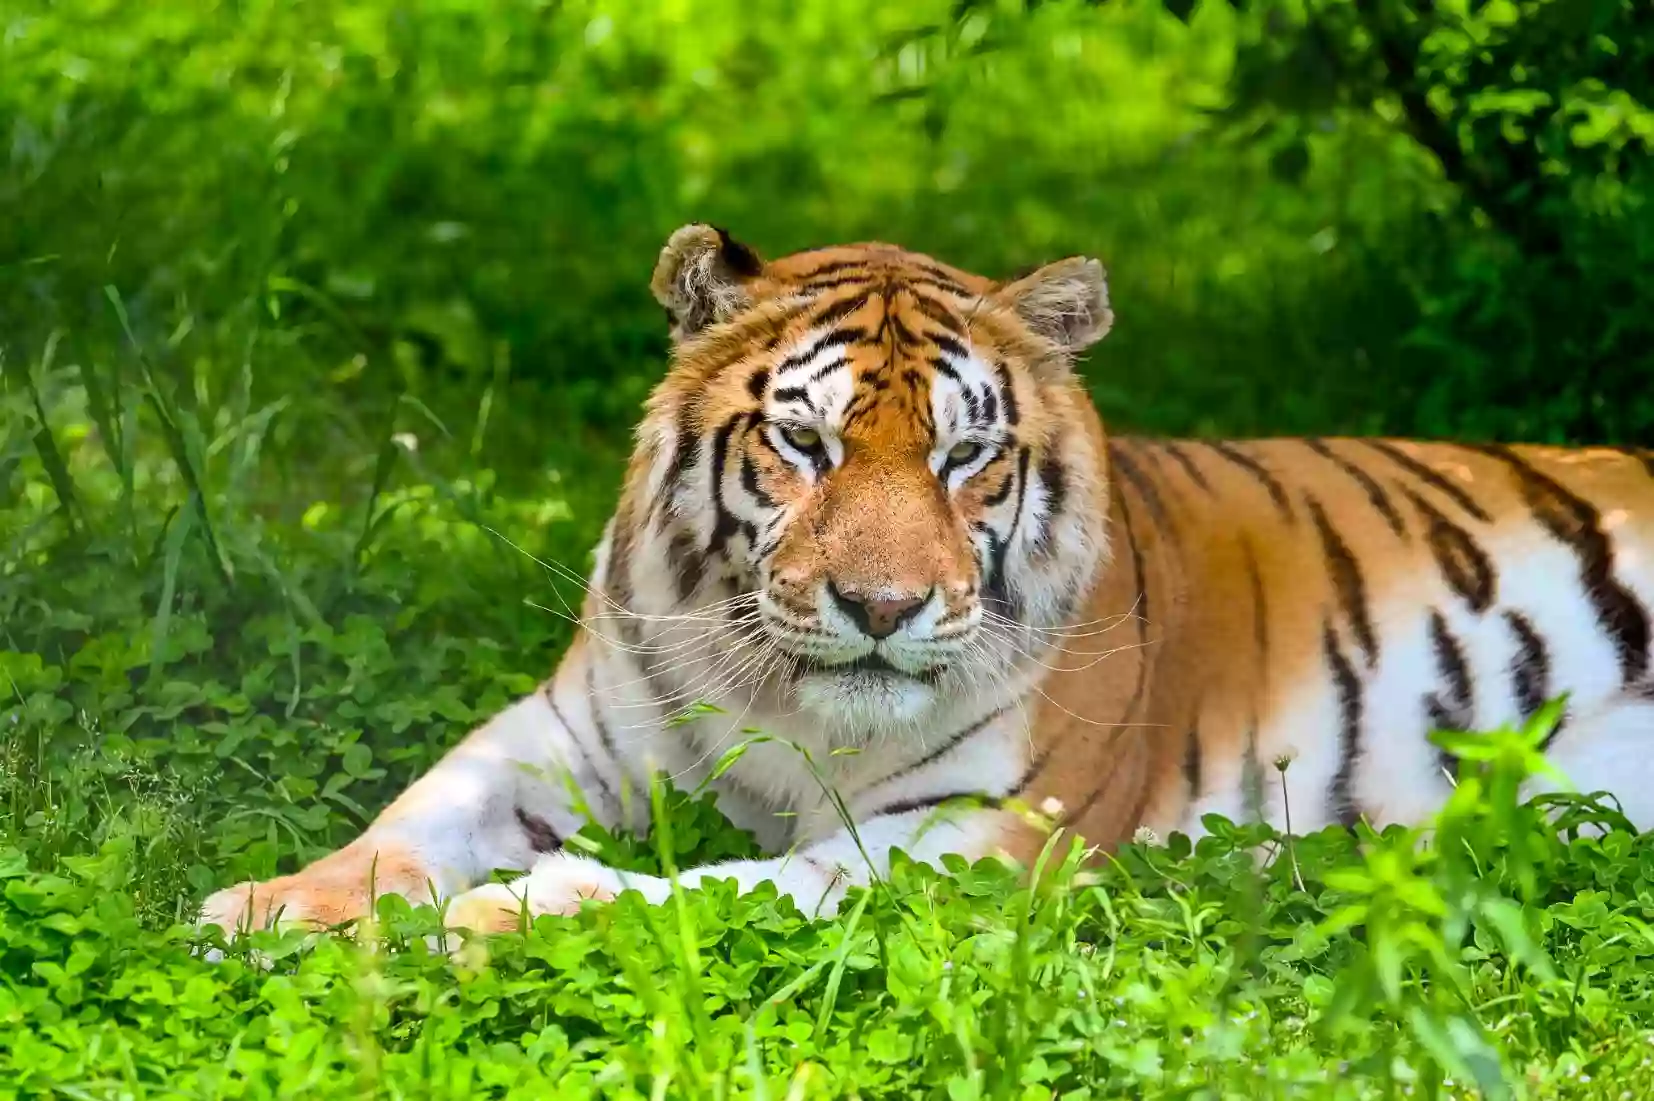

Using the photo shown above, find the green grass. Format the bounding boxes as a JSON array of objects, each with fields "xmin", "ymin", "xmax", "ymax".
[{"xmin": 5, "ymin": 0, "xmax": 1654, "ymax": 1095}]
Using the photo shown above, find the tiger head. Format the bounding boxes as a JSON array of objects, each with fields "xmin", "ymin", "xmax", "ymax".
[{"xmin": 608, "ymin": 225, "xmax": 1114, "ymax": 735}]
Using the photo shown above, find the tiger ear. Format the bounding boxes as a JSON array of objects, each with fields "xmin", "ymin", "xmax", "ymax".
[
  {"xmin": 650, "ymin": 223, "xmax": 766, "ymax": 341},
  {"xmin": 992, "ymin": 256, "xmax": 1113, "ymax": 354}
]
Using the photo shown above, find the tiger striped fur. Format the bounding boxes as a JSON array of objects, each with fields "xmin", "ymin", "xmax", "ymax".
[{"xmin": 199, "ymin": 225, "xmax": 1654, "ymax": 941}]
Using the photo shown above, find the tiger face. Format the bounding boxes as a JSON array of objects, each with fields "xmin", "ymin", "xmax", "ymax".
[{"xmin": 627, "ymin": 226, "xmax": 1115, "ymax": 733}]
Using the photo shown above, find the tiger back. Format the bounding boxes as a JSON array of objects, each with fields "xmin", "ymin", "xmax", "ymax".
[{"xmin": 1022, "ymin": 434, "xmax": 1654, "ymax": 850}]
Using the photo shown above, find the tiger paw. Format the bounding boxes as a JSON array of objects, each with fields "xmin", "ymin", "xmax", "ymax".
[
  {"xmin": 441, "ymin": 854, "xmax": 668, "ymax": 937},
  {"xmin": 198, "ymin": 877, "xmax": 326, "ymax": 939},
  {"xmin": 193, "ymin": 877, "xmax": 330, "ymax": 965},
  {"xmin": 441, "ymin": 881, "xmax": 536, "ymax": 937}
]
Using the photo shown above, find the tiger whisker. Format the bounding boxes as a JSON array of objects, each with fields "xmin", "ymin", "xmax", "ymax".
[
  {"xmin": 973, "ymin": 620, "xmax": 1151, "ymax": 673},
  {"xmin": 484, "ymin": 523, "xmax": 764, "ymax": 630},
  {"xmin": 668, "ymin": 643, "xmax": 798, "ymax": 779},
  {"xmin": 605, "ymin": 632, "xmax": 774, "ymax": 715},
  {"xmin": 979, "ymin": 597, "xmax": 1145, "ymax": 641},
  {"xmin": 965, "ymin": 626, "xmax": 1165, "ymax": 732}
]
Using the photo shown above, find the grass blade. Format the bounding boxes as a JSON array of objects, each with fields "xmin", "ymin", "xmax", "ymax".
[
  {"xmin": 18, "ymin": 336, "xmax": 81, "ymax": 535},
  {"xmin": 354, "ymin": 395, "xmax": 405, "ymax": 569},
  {"xmin": 149, "ymin": 495, "xmax": 195, "ymax": 683},
  {"xmin": 76, "ymin": 338, "xmax": 132, "ymax": 495},
  {"xmin": 104, "ymin": 284, "xmax": 234, "ymax": 589}
]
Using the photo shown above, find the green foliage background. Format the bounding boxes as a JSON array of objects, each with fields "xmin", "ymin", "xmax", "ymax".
[{"xmin": 2, "ymin": 0, "xmax": 1653, "ymax": 1096}]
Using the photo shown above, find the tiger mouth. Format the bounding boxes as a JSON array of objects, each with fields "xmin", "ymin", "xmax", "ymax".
[{"xmin": 793, "ymin": 653, "xmax": 943, "ymax": 683}]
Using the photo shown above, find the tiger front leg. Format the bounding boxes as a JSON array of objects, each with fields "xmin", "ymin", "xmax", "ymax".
[
  {"xmin": 197, "ymin": 662, "xmax": 631, "ymax": 944},
  {"xmin": 441, "ymin": 795, "xmax": 1033, "ymax": 938}
]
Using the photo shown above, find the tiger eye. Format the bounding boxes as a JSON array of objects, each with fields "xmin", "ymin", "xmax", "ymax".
[
  {"xmin": 784, "ymin": 426, "xmax": 822, "ymax": 451},
  {"xmin": 948, "ymin": 441, "xmax": 983, "ymax": 464}
]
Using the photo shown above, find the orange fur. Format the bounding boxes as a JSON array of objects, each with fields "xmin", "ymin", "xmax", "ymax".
[{"xmin": 207, "ymin": 839, "xmax": 431, "ymax": 931}]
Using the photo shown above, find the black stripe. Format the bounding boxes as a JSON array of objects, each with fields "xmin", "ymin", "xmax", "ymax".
[
  {"xmin": 1240, "ymin": 537, "xmax": 1268, "ymax": 813},
  {"xmin": 1182, "ymin": 728, "xmax": 1202, "ymax": 799},
  {"xmin": 807, "ymin": 357, "xmax": 849, "ymax": 384},
  {"xmin": 907, "ymin": 272, "xmax": 970, "ymax": 297},
  {"xmin": 798, "ymin": 259, "xmax": 864, "ymax": 282},
  {"xmin": 890, "ymin": 308, "xmax": 924, "ymax": 348},
  {"xmin": 870, "ymin": 790, "xmax": 1002, "ymax": 820},
  {"xmin": 1033, "ymin": 447, "xmax": 1067, "ymax": 556},
  {"xmin": 776, "ymin": 328, "xmax": 865, "ymax": 375},
  {"xmin": 1307, "ymin": 496, "xmax": 1378, "ymax": 668},
  {"xmin": 1324, "ymin": 624, "xmax": 1364, "ymax": 828},
  {"xmin": 1204, "ymin": 441, "xmax": 1293, "ymax": 520},
  {"xmin": 871, "ymin": 708, "xmax": 1005, "ymax": 793},
  {"xmin": 586, "ymin": 667, "xmax": 623, "ymax": 769},
  {"xmin": 1121, "ymin": 490, "xmax": 1152, "ymax": 678},
  {"xmin": 544, "ymin": 684, "xmax": 617, "ymax": 807},
  {"xmin": 1241, "ymin": 723, "xmax": 1264, "ymax": 817},
  {"xmin": 992, "ymin": 360, "xmax": 1020, "ymax": 426},
  {"xmin": 739, "ymin": 451, "xmax": 776, "ymax": 509},
  {"xmin": 908, "ymin": 292, "xmax": 964, "ymax": 334},
  {"xmin": 705, "ymin": 413, "xmax": 747, "ymax": 557},
  {"xmin": 981, "ymin": 449, "xmax": 1030, "ymax": 620},
  {"xmin": 982, "ymin": 469, "xmax": 1016, "ymax": 508},
  {"xmin": 1010, "ymin": 746, "xmax": 1050, "ymax": 798},
  {"xmin": 1303, "ymin": 438, "xmax": 1408, "ymax": 538},
  {"xmin": 1469, "ymin": 443, "xmax": 1650, "ymax": 685},
  {"xmin": 915, "ymin": 261, "xmax": 967, "ymax": 284},
  {"xmin": 928, "ymin": 331, "xmax": 968, "ymax": 361},
  {"xmin": 929, "ymin": 356, "xmax": 963, "ymax": 385},
  {"xmin": 1425, "ymin": 610, "xmax": 1474, "ymax": 779},
  {"xmin": 1356, "ymin": 440, "xmax": 1492, "ymax": 523},
  {"xmin": 604, "ymin": 512, "xmax": 637, "ymax": 625},
  {"xmin": 1505, "ymin": 609, "xmax": 1550, "ymax": 719},
  {"xmin": 979, "ymin": 387, "xmax": 998, "ymax": 426},
  {"xmin": 979, "ymin": 527, "xmax": 1011, "ymax": 615},
  {"xmin": 1402, "ymin": 487, "xmax": 1497, "ymax": 613},
  {"xmin": 771, "ymin": 386, "xmax": 810, "ymax": 406},
  {"xmin": 1108, "ymin": 442, "xmax": 1173, "ymax": 531},
  {"xmin": 655, "ymin": 415, "xmax": 701, "ymax": 528},
  {"xmin": 666, "ymin": 529, "xmax": 704, "ymax": 603},
  {"xmin": 515, "ymin": 808, "xmax": 562, "ymax": 854},
  {"xmin": 1157, "ymin": 442, "xmax": 1212, "ymax": 493},
  {"xmin": 809, "ymin": 291, "xmax": 873, "ymax": 329},
  {"xmin": 1008, "ymin": 446, "xmax": 1031, "ymax": 545},
  {"xmin": 746, "ymin": 368, "xmax": 770, "ymax": 400},
  {"xmin": 805, "ymin": 273, "xmax": 879, "ymax": 292},
  {"xmin": 1242, "ymin": 536, "xmax": 1268, "ymax": 660}
]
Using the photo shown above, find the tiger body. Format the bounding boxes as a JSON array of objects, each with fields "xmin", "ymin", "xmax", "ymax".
[{"xmin": 199, "ymin": 227, "xmax": 1654, "ymax": 940}]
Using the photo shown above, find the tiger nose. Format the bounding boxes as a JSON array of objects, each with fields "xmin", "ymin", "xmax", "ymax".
[{"xmin": 828, "ymin": 581, "xmax": 928, "ymax": 640}]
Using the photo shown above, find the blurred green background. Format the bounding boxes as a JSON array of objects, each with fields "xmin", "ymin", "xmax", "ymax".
[
  {"xmin": 8, "ymin": 0, "xmax": 1649, "ymax": 455},
  {"xmin": 2, "ymin": 0, "xmax": 1652, "ymax": 903}
]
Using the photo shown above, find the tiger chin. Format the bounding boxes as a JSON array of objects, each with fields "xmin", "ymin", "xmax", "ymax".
[{"xmin": 198, "ymin": 223, "xmax": 1654, "ymax": 947}]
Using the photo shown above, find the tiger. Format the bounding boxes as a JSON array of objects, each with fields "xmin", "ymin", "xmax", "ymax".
[{"xmin": 199, "ymin": 224, "xmax": 1654, "ymax": 942}]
